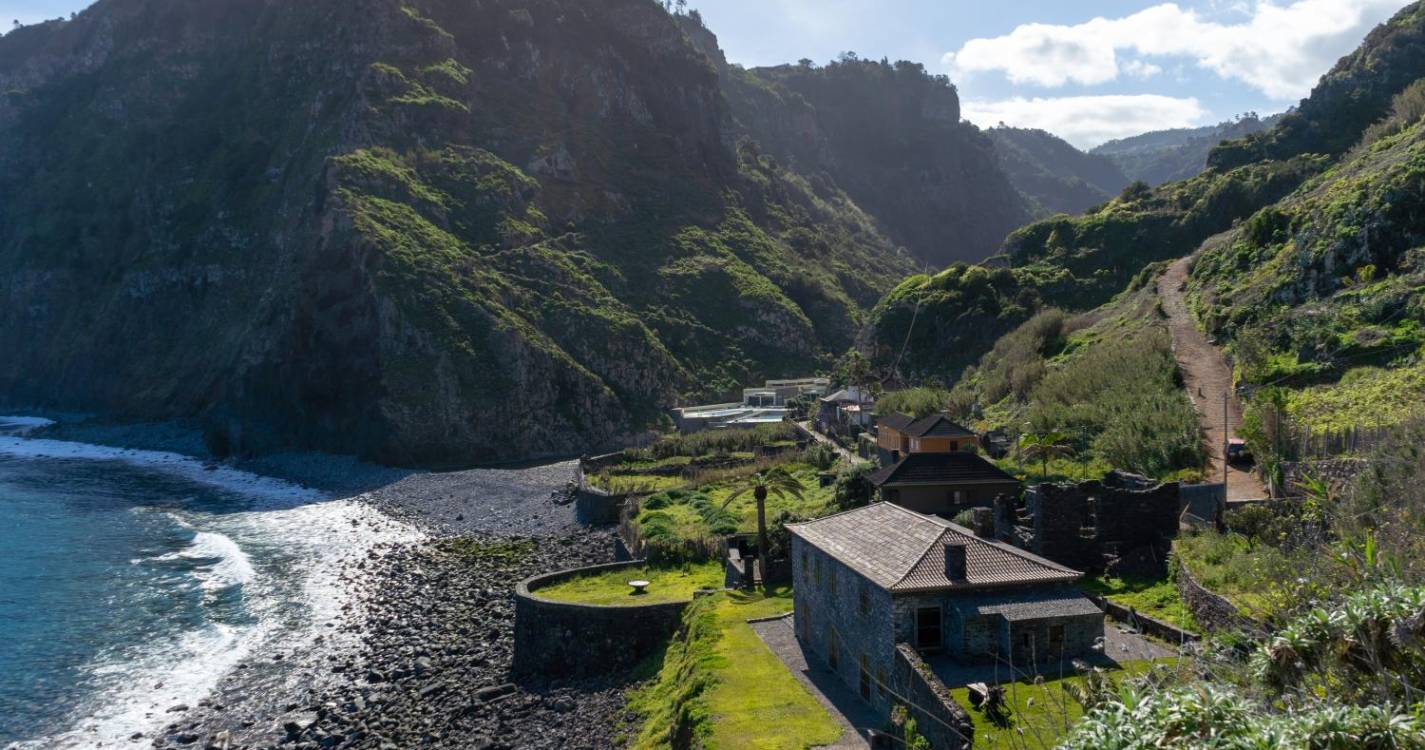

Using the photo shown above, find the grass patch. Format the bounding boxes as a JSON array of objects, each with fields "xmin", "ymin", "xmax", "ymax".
[
  {"xmin": 952, "ymin": 659, "xmax": 1182, "ymax": 750},
  {"xmin": 1174, "ymin": 531, "xmax": 1290, "ymax": 618},
  {"xmin": 536, "ymin": 562, "xmax": 724, "ymax": 606},
  {"xmin": 1081, "ymin": 575, "xmax": 1195, "ymax": 631},
  {"xmin": 591, "ymin": 472, "xmax": 689, "ymax": 494},
  {"xmin": 624, "ymin": 589, "xmax": 841, "ymax": 750}
]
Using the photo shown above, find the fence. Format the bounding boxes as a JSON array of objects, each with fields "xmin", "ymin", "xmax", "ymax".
[{"xmin": 1287, "ymin": 424, "xmax": 1392, "ymax": 459}]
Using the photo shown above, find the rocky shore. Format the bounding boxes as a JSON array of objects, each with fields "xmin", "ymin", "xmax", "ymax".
[{"xmin": 152, "ymin": 461, "xmax": 636, "ymax": 750}]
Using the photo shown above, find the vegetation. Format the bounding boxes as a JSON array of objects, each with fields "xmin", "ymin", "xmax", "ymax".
[
  {"xmin": 951, "ymin": 290, "xmax": 1205, "ymax": 481},
  {"xmin": 875, "ymin": 387, "xmax": 951, "ymax": 418},
  {"xmin": 952, "ymin": 660, "xmax": 1174, "ymax": 750},
  {"xmin": 624, "ymin": 589, "xmax": 840, "ymax": 750},
  {"xmin": 535, "ymin": 562, "xmax": 724, "ymax": 606},
  {"xmin": 1081, "ymin": 576, "xmax": 1195, "ymax": 631},
  {"xmin": 635, "ymin": 466, "xmax": 835, "ymax": 562},
  {"xmin": 719, "ymin": 466, "xmax": 806, "ymax": 590},
  {"xmin": 626, "ymin": 424, "xmax": 801, "ymax": 462},
  {"xmin": 986, "ymin": 126, "xmax": 1129, "ymax": 216}
]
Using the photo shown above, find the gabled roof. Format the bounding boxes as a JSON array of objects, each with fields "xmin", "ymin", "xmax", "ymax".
[
  {"xmin": 868, "ymin": 451, "xmax": 1020, "ymax": 488},
  {"xmin": 877, "ymin": 412, "xmax": 976, "ymax": 439},
  {"xmin": 787, "ymin": 503, "xmax": 1080, "ymax": 593}
]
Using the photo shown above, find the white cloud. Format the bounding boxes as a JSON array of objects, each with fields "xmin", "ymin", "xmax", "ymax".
[
  {"xmin": 945, "ymin": 0, "xmax": 1408, "ymax": 100},
  {"xmin": 1123, "ymin": 60, "xmax": 1164, "ymax": 79},
  {"xmin": 963, "ymin": 95, "xmax": 1210, "ymax": 149}
]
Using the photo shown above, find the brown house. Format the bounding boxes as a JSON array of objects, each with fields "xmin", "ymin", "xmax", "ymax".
[
  {"xmin": 876, "ymin": 413, "xmax": 978, "ymax": 464},
  {"xmin": 869, "ymin": 451, "xmax": 1021, "ymax": 517}
]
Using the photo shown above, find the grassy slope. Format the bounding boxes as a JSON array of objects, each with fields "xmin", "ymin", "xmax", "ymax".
[
  {"xmin": 1189, "ymin": 117, "xmax": 1425, "ymax": 442},
  {"xmin": 1081, "ymin": 576, "xmax": 1195, "ymax": 630},
  {"xmin": 635, "ymin": 465, "xmax": 835, "ymax": 551},
  {"xmin": 625, "ymin": 589, "xmax": 840, "ymax": 750},
  {"xmin": 950, "ymin": 288, "xmax": 1205, "ymax": 481}
]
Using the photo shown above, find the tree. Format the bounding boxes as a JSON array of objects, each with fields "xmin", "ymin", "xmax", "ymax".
[
  {"xmin": 1019, "ymin": 431, "xmax": 1074, "ymax": 481},
  {"xmin": 723, "ymin": 466, "xmax": 805, "ymax": 590}
]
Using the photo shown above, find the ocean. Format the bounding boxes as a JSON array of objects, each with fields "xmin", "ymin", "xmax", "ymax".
[{"xmin": 0, "ymin": 417, "xmax": 416, "ymax": 748}]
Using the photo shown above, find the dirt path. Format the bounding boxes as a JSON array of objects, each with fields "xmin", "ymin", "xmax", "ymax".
[{"xmin": 1158, "ymin": 257, "xmax": 1269, "ymax": 501}]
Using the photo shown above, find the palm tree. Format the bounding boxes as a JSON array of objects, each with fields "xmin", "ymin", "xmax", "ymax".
[
  {"xmin": 723, "ymin": 466, "xmax": 805, "ymax": 590},
  {"xmin": 1019, "ymin": 430, "xmax": 1075, "ymax": 482}
]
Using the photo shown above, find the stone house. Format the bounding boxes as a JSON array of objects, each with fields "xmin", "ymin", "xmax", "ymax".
[
  {"xmin": 788, "ymin": 503, "xmax": 1103, "ymax": 714},
  {"xmin": 875, "ymin": 413, "xmax": 979, "ymax": 464},
  {"xmin": 869, "ymin": 451, "xmax": 1021, "ymax": 516}
]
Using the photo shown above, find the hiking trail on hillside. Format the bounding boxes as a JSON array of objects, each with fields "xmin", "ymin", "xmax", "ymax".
[{"xmin": 1158, "ymin": 257, "xmax": 1269, "ymax": 501}]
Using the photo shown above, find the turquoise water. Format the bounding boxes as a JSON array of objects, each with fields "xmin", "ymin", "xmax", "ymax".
[{"xmin": 0, "ymin": 422, "xmax": 415, "ymax": 749}]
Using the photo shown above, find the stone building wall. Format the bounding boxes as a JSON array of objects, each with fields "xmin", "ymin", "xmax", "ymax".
[
  {"xmin": 513, "ymin": 561, "xmax": 691, "ymax": 678},
  {"xmin": 791, "ymin": 536, "xmax": 898, "ymax": 714}
]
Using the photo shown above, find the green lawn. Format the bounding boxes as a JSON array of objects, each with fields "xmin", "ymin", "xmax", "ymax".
[
  {"xmin": 952, "ymin": 659, "xmax": 1182, "ymax": 750},
  {"xmin": 536, "ymin": 562, "xmax": 725, "ymax": 606},
  {"xmin": 1081, "ymin": 575, "xmax": 1196, "ymax": 631},
  {"xmin": 625, "ymin": 589, "xmax": 842, "ymax": 750}
]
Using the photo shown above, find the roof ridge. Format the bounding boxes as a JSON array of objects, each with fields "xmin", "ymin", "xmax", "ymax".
[
  {"xmin": 890, "ymin": 527, "xmax": 956, "ymax": 589},
  {"xmin": 930, "ymin": 517, "xmax": 1080, "ymax": 574},
  {"xmin": 785, "ymin": 498, "xmax": 905, "ymax": 530}
]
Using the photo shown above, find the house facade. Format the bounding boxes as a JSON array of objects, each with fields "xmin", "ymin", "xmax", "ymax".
[
  {"xmin": 875, "ymin": 413, "xmax": 979, "ymax": 464},
  {"xmin": 869, "ymin": 451, "xmax": 1021, "ymax": 516},
  {"xmin": 789, "ymin": 503, "xmax": 1104, "ymax": 715}
]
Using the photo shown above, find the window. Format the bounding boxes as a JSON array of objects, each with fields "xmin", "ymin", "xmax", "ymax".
[
  {"xmin": 876, "ymin": 666, "xmax": 887, "ymax": 697},
  {"xmin": 828, "ymin": 563, "xmax": 837, "ymax": 593},
  {"xmin": 801, "ymin": 601, "xmax": 812, "ymax": 641},
  {"xmin": 801, "ymin": 545, "xmax": 808, "ymax": 575},
  {"xmin": 916, "ymin": 607, "xmax": 942, "ymax": 650},
  {"xmin": 953, "ymin": 490, "xmax": 965, "ymax": 504},
  {"xmin": 828, "ymin": 628, "xmax": 840, "ymax": 670},
  {"xmin": 1049, "ymin": 624, "xmax": 1066, "ymax": 653},
  {"xmin": 859, "ymin": 654, "xmax": 871, "ymax": 699},
  {"xmin": 858, "ymin": 584, "xmax": 869, "ymax": 617}
]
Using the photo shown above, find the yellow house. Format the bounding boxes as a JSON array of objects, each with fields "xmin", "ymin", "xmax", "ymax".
[{"xmin": 876, "ymin": 413, "xmax": 978, "ymax": 463}]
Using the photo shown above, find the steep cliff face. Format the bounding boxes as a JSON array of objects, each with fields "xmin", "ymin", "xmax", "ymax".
[
  {"xmin": 0, "ymin": 0, "xmax": 915, "ymax": 465},
  {"xmin": 681, "ymin": 19, "xmax": 1030, "ymax": 266}
]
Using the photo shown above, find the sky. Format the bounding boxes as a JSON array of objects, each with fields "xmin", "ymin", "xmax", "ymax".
[{"xmin": 8, "ymin": 0, "xmax": 1414, "ymax": 148}]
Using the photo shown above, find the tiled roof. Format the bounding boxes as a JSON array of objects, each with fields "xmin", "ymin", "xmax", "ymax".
[
  {"xmin": 878, "ymin": 412, "xmax": 977, "ymax": 439},
  {"xmin": 788, "ymin": 503, "xmax": 1081, "ymax": 593},
  {"xmin": 962, "ymin": 590, "xmax": 1103, "ymax": 621},
  {"xmin": 868, "ymin": 451, "xmax": 1020, "ymax": 487}
]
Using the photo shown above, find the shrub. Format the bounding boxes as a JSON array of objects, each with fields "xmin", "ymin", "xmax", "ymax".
[
  {"xmin": 876, "ymin": 387, "xmax": 951, "ymax": 418},
  {"xmin": 832, "ymin": 462, "xmax": 876, "ymax": 510}
]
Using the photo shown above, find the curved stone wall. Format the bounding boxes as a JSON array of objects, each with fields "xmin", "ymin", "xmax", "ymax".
[
  {"xmin": 513, "ymin": 560, "xmax": 693, "ymax": 679},
  {"xmin": 1175, "ymin": 558, "xmax": 1264, "ymax": 636}
]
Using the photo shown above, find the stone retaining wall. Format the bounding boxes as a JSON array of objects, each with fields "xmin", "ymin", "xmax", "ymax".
[
  {"xmin": 1087, "ymin": 594, "xmax": 1199, "ymax": 645},
  {"xmin": 513, "ymin": 561, "xmax": 691, "ymax": 679},
  {"xmin": 574, "ymin": 458, "xmax": 628, "ymax": 526},
  {"xmin": 1279, "ymin": 458, "xmax": 1369, "ymax": 498},
  {"xmin": 1175, "ymin": 558, "xmax": 1264, "ymax": 636},
  {"xmin": 892, "ymin": 644, "xmax": 973, "ymax": 750}
]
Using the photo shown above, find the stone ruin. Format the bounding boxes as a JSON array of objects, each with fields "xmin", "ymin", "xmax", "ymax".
[{"xmin": 993, "ymin": 471, "xmax": 1182, "ymax": 579}]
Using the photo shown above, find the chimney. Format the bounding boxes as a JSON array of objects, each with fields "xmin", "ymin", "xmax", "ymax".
[{"xmin": 944, "ymin": 543, "xmax": 968, "ymax": 581}]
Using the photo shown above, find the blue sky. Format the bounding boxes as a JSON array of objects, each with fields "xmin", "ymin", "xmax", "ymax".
[{"xmin": 9, "ymin": 0, "xmax": 1413, "ymax": 147}]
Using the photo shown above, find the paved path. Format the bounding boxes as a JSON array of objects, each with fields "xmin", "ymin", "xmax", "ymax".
[
  {"xmin": 795, "ymin": 421, "xmax": 859, "ymax": 463},
  {"xmin": 1158, "ymin": 258, "xmax": 1269, "ymax": 501},
  {"xmin": 751, "ymin": 615, "xmax": 875, "ymax": 749}
]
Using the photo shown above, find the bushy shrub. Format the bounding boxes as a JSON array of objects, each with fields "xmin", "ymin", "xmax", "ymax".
[
  {"xmin": 876, "ymin": 387, "xmax": 951, "ymax": 418},
  {"xmin": 832, "ymin": 462, "xmax": 876, "ymax": 510}
]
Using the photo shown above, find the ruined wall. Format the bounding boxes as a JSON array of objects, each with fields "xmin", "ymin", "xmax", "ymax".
[{"xmin": 1018, "ymin": 471, "xmax": 1181, "ymax": 575}]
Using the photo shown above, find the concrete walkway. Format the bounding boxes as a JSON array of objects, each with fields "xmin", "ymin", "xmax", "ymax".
[
  {"xmin": 928, "ymin": 622, "xmax": 1177, "ymax": 689},
  {"xmin": 1159, "ymin": 257, "xmax": 1269, "ymax": 501},
  {"xmin": 750, "ymin": 615, "xmax": 875, "ymax": 749}
]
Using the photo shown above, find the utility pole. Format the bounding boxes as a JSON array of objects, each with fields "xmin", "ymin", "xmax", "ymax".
[{"xmin": 1223, "ymin": 390, "xmax": 1230, "ymax": 487}]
